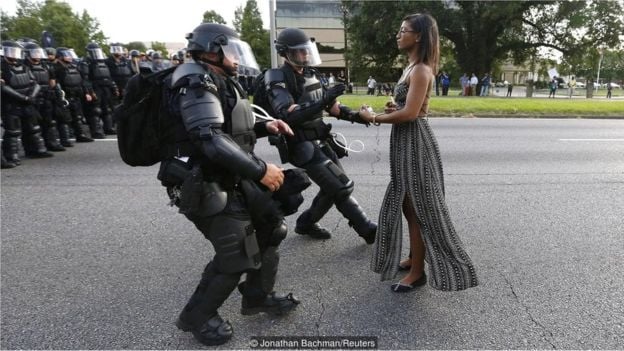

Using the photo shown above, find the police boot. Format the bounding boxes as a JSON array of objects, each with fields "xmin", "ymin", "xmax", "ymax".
[
  {"xmin": 44, "ymin": 126, "xmax": 66, "ymax": 152},
  {"xmin": 72, "ymin": 122, "xmax": 94, "ymax": 143},
  {"xmin": 239, "ymin": 247, "xmax": 300, "ymax": 316},
  {"xmin": 24, "ymin": 130, "xmax": 54, "ymax": 158},
  {"xmin": 88, "ymin": 116, "xmax": 106, "ymax": 139},
  {"xmin": 102, "ymin": 114, "xmax": 116, "ymax": 135},
  {"xmin": 294, "ymin": 194, "xmax": 334, "ymax": 239},
  {"xmin": 2, "ymin": 133, "xmax": 21, "ymax": 165},
  {"xmin": 176, "ymin": 262, "xmax": 239, "ymax": 346},
  {"xmin": 58, "ymin": 124, "xmax": 74, "ymax": 147},
  {"xmin": 1, "ymin": 154, "xmax": 16, "ymax": 169},
  {"xmin": 335, "ymin": 196, "xmax": 377, "ymax": 244},
  {"xmin": 238, "ymin": 282, "xmax": 300, "ymax": 316}
]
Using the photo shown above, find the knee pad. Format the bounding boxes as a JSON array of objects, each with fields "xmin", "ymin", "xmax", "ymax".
[
  {"xmin": 268, "ymin": 220, "xmax": 287, "ymax": 246},
  {"xmin": 208, "ymin": 215, "xmax": 261, "ymax": 274},
  {"xmin": 91, "ymin": 107, "xmax": 102, "ymax": 117}
]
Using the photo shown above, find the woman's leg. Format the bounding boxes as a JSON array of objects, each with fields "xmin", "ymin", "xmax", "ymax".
[{"xmin": 400, "ymin": 196, "xmax": 425, "ymax": 284}]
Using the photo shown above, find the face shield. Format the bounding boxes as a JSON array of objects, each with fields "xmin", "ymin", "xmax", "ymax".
[
  {"xmin": 3, "ymin": 46, "xmax": 23, "ymax": 60},
  {"xmin": 285, "ymin": 40, "xmax": 321, "ymax": 67},
  {"xmin": 110, "ymin": 45, "xmax": 124, "ymax": 55},
  {"xmin": 27, "ymin": 48, "xmax": 46, "ymax": 60},
  {"xmin": 220, "ymin": 38, "xmax": 260, "ymax": 73},
  {"xmin": 89, "ymin": 48, "xmax": 105, "ymax": 60}
]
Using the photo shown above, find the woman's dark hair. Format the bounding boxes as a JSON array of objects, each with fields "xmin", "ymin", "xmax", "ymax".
[{"xmin": 403, "ymin": 13, "xmax": 440, "ymax": 74}]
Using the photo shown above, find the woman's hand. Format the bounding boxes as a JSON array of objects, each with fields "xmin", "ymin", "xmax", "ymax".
[
  {"xmin": 266, "ymin": 119, "xmax": 294, "ymax": 136},
  {"xmin": 384, "ymin": 101, "xmax": 397, "ymax": 114},
  {"xmin": 358, "ymin": 105, "xmax": 375, "ymax": 123}
]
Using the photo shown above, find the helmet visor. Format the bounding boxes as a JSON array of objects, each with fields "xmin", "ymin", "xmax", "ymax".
[
  {"xmin": 90, "ymin": 48, "xmax": 105, "ymax": 60},
  {"xmin": 67, "ymin": 49, "xmax": 79, "ymax": 60},
  {"xmin": 3, "ymin": 46, "xmax": 23, "ymax": 60},
  {"xmin": 221, "ymin": 39, "xmax": 260, "ymax": 73},
  {"xmin": 110, "ymin": 45, "xmax": 124, "ymax": 54},
  {"xmin": 285, "ymin": 40, "xmax": 321, "ymax": 67},
  {"xmin": 28, "ymin": 48, "xmax": 46, "ymax": 59}
]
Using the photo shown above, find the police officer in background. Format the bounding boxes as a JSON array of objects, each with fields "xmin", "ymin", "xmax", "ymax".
[
  {"xmin": 105, "ymin": 43, "xmax": 132, "ymax": 100},
  {"xmin": 22, "ymin": 41, "xmax": 65, "ymax": 152},
  {"xmin": 80, "ymin": 42, "xmax": 117, "ymax": 136},
  {"xmin": 1, "ymin": 40, "xmax": 53, "ymax": 165},
  {"xmin": 161, "ymin": 23, "xmax": 299, "ymax": 346},
  {"xmin": 264, "ymin": 27, "xmax": 376, "ymax": 244},
  {"xmin": 53, "ymin": 47, "xmax": 94, "ymax": 143}
]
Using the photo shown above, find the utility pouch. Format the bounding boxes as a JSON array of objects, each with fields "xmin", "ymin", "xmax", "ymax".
[
  {"xmin": 327, "ymin": 133, "xmax": 348, "ymax": 158},
  {"xmin": 178, "ymin": 164, "xmax": 204, "ymax": 216},
  {"xmin": 295, "ymin": 120, "xmax": 332, "ymax": 142},
  {"xmin": 269, "ymin": 134, "xmax": 289, "ymax": 164},
  {"xmin": 157, "ymin": 158, "xmax": 192, "ymax": 186}
]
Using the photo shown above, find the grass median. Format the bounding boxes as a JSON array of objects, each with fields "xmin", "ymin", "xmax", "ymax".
[{"xmin": 336, "ymin": 94, "xmax": 624, "ymax": 117}]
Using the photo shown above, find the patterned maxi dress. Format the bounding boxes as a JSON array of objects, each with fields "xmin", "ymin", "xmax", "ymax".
[{"xmin": 371, "ymin": 78, "xmax": 479, "ymax": 291}]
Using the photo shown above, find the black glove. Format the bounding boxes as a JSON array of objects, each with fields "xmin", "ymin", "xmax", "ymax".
[
  {"xmin": 338, "ymin": 105, "xmax": 370, "ymax": 126},
  {"xmin": 323, "ymin": 84, "xmax": 345, "ymax": 106}
]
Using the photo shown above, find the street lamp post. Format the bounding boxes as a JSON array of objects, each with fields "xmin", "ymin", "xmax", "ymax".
[
  {"xmin": 341, "ymin": 5, "xmax": 349, "ymax": 84},
  {"xmin": 596, "ymin": 47, "xmax": 604, "ymax": 91}
]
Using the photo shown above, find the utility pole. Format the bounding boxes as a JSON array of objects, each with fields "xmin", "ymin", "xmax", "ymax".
[
  {"xmin": 341, "ymin": 5, "xmax": 349, "ymax": 84},
  {"xmin": 269, "ymin": 0, "xmax": 278, "ymax": 68}
]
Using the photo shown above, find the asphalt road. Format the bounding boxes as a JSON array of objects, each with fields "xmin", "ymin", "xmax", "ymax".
[{"xmin": 1, "ymin": 118, "xmax": 623, "ymax": 350}]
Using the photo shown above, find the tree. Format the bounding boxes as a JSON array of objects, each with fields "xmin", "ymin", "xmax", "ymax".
[
  {"xmin": 343, "ymin": 0, "xmax": 624, "ymax": 83},
  {"xmin": 203, "ymin": 10, "xmax": 226, "ymax": 24},
  {"xmin": 235, "ymin": 0, "xmax": 270, "ymax": 69},
  {"xmin": 1, "ymin": 0, "xmax": 106, "ymax": 57}
]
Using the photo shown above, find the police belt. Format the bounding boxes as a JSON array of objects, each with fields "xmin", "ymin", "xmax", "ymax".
[{"xmin": 290, "ymin": 121, "xmax": 331, "ymax": 143}]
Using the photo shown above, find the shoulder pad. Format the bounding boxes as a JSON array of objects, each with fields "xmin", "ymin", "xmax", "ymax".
[
  {"xmin": 265, "ymin": 68, "xmax": 286, "ymax": 85},
  {"xmin": 171, "ymin": 62, "xmax": 208, "ymax": 87}
]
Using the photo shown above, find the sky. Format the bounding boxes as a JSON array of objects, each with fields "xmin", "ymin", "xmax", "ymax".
[{"xmin": 2, "ymin": 0, "xmax": 271, "ymax": 44}]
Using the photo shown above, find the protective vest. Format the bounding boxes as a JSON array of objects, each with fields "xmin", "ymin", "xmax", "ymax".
[
  {"xmin": 107, "ymin": 58, "xmax": 132, "ymax": 85},
  {"xmin": 57, "ymin": 63, "xmax": 83, "ymax": 94},
  {"xmin": 27, "ymin": 63, "xmax": 50, "ymax": 88},
  {"xmin": 3, "ymin": 63, "xmax": 33, "ymax": 96},
  {"xmin": 296, "ymin": 71, "xmax": 324, "ymax": 128},
  {"xmin": 229, "ymin": 80, "xmax": 256, "ymax": 153},
  {"xmin": 88, "ymin": 60, "xmax": 114, "ymax": 86}
]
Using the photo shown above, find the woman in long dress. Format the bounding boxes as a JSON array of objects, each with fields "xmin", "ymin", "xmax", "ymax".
[{"xmin": 359, "ymin": 13, "xmax": 478, "ymax": 292}]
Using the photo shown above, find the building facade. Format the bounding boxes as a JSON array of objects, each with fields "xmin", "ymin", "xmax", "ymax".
[{"xmin": 275, "ymin": 0, "xmax": 347, "ymax": 79}]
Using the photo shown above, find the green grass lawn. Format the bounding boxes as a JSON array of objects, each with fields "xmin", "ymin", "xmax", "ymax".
[{"xmin": 337, "ymin": 94, "xmax": 624, "ymax": 117}]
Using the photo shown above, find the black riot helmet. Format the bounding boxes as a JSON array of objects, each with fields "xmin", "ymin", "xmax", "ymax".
[
  {"xmin": 2, "ymin": 40, "xmax": 24, "ymax": 64},
  {"xmin": 185, "ymin": 23, "xmax": 259, "ymax": 75},
  {"xmin": 45, "ymin": 47, "xmax": 56, "ymax": 57},
  {"xmin": 85, "ymin": 42, "xmax": 105, "ymax": 60},
  {"xmin": 23, "ymin": 42, "xmax": 46, "ymax": 62},
  {"xmin": 109, "ymin": 42, "xmax": 124, "ymax": 57},
  {"xmin": 275, "ymin": 27, "xmax": 322, "ymax": 67},
  {"xmin": 56, "ymin": 47, "xmax": 79, "ymax": 62},
  {"xmin": 129, "ymin": 49, "xmax": 140, "ymax": 58}
]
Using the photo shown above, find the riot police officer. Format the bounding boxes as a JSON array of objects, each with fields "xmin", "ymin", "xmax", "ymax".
[
  {"xmin": 53, "ymin": 47, "xmax": 94, "ymax": 143},
  {"xmin": 1, "ymin": 40, "xmax": 53, "ymax": 162},
  {"xmin": 264, "ymin": 27, "xmax": 376, "ymax": 243},
  {"xmin": 80, "ymin": 42, "xmax": 117, "ymax": 136},
  {"xmin": 105, "ymin": 43, "xmax": 132, "ymax": 101},
  {"xmin": 161, "ymin": 23, "xmax": 299, "ymax": 346},
  {"xmin": 23, "ymin": 42, "xmax": 65, "ymax": 152}
]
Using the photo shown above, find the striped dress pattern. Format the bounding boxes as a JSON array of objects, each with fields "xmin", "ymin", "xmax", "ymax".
[{"xmin": 371, "ymin": 81, "xmax": 479, "ymax": 291}]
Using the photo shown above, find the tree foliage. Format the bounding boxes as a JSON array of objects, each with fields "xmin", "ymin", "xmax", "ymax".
[
  {"xmin": 235, "ymin": 0, "xmax": 270, "ymax": 70},
  {"xmin": 203, "ymin": 10, "xmax": 226, "ymax": 25},
  {"xmin": 1, "ymin": 0, "xmax": 106, "ymax": 57},
  {"xmin": 343, "ymin": 0, "xmax": 624, "ymax": 83}
]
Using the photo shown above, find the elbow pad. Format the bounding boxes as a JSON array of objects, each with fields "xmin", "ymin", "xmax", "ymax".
[{"xmin": 200, "ymin": 132, "xmax": 266, "ymax": 181}]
